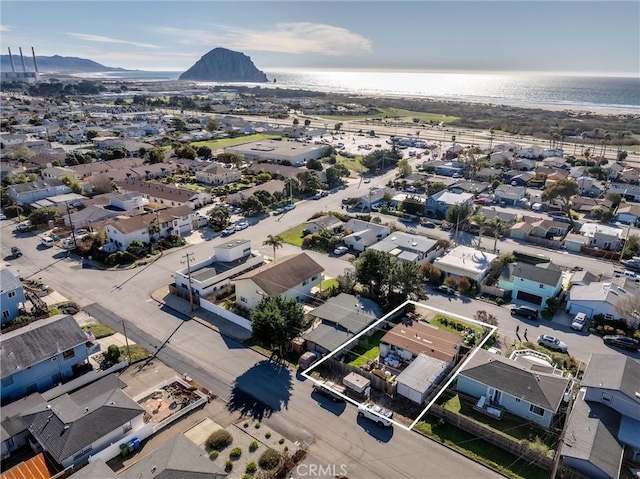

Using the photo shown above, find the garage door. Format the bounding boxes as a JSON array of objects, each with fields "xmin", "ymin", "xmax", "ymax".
[
  {"xmin": 568, "ymin": 303, "xmax": 594, "ymax": 319},
  {"xmin": 516, "ymin": 291, "xmax": 543, "ymax": 305}
]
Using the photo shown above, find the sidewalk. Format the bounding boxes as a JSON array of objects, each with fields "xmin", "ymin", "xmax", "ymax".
[{"xmin": 151, "ymin": 286, "xmax": 252, "ymax": 342}]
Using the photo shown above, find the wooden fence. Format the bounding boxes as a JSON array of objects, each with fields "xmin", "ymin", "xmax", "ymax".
[
  {"xmin": 580, "ymin": 245, "xmax": 621, "ymax": 261},
  {"xmin": 523, "ymin": 235, "xmax": 563, "ymax": 249},
  {"xmin": 325, "ymin": 357, "xmax": 397, "ymax": 396},
  {"xmin": 168, "ymin": 283, "xmax": 201, "ymax": 307},
  {"xmin": 427, "ymin": 405, "xmax": 590, "ymax": 479}
]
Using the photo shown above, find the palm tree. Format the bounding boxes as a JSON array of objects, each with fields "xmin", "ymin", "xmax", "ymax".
[
  {"xmin": 488, "ymin": 217, "xmax": 510, "ymax": 254},
  {"xmin": 592, "ymin": 128, "xmax": 600, "ymax": 159},
  {"xmin": 616, "ymin": 131, "xmax": 629, "ymax": 156},
  {"xmin": 488, "ymin": 128, "xmax": 495, "ymax": 153},
  {"xmin": 470, "ymin": 214, "xmax": 489, "ymax": 249},
  {"xmin": 263, "ymin": 234, "xmax": 284, "ymax": 261},
  {"xmin": 601, "ymin": 131, "xmax": 612, "ymax": 158}
]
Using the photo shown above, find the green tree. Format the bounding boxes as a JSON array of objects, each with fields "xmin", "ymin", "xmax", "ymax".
[
  {"xmin": 446, "ymin": 203, "xmax": 472, "ymax": 243},
  {"xmin": 126, "ymin": 239, "xmax": 147, "ymax": 258},
  {"xmin": 325, "ymin": 164, "xmax": 349, "ymax": 186},
  {"xmin": 262, "ymin": 234, "xmax": 283, "ymax": 260},
  {"xmin": 87, "ymin": 130, "xmax": 99, "ymax": 140},
  {"xmin": 217, "ymin": 152, "xmax": 244, "ymax": 167},
  {"xmin": 470, "ymin": 213, "xmax": 489, "ymax": 249},
  {"xmin": 256, "ymin": 172, "xmax": 272, "ymax": 184},
  {"xmin": 334, "ymin": 122, "xmax": 342, "ymax": 132},
  {"xmin": 617, "ymin": 150, "xmax": 628, "ymax": 162},
  {"xmin": 250, "ymin": 295, "xmax": 304, "ymax": 357},
  {"xmin": 487, "ymin": 217, "xmax": 511, "ymax": 254},
  {"xmin": 239, "ymin": 196, "xmax": 265, "ymax": 215},
  {"xmin": 304, "ymin": 119, "xmax": 311, "ymax": 128},
  {"xmin": 206, "ymin": 119, "xmax": 220, "ymax": 133},
  {"xmin": 208, "ymin": 205, "xmax": 231, "ymax": 231},
  {"xmin": 387, "ymin": 260, "xmax": 424, "ymax": 305},
  {"xmin": 420, "ymin": 263, "xmax": 442, "ymax": 285},
  {"xmin": 604, "ymin": 192, "xmax": 622, "ymax": 208},
  {"xmin": 296, "ymin": 171, "xmax": 322, "ymax": 194},
  {"xmin": 175, "ymin": 145, "xmax": 197, "ymax": 160},
  {"xmin": 283, "ymin": 177, "xmax": 301, "ymax": 198},
  {"xmin": 148, "ymin": 147, "xmax": 165, "ymax": 164},
  {"xmin": 196, "ymin": 145, "xmax": 212, "ymax": 159},
  {"xmin": 541, "ymin": 179, "xmax": 579, "ymax": 227},
  {"xmin": 60, "ymin": 174, "xmax": 83, "ymax": 194},
  {"xmin": 292, "ymin": 118, "xmax": 299, "ymax": 127},
  {"xmin": 355, "ymin": 249, "xmax": 392, "ymax": 298},
  {"xmin": 5, "ymin": 146, "xmax": 35, "ymax": 163},
  {"xmin": 306, "ymin": 158, "xmax": 323, "ymax": 171},
  {"xmin": 254, "ymin": 190, "xmax": 275, "ymax": 206},
  {"xmin": 29, "ymin": 207, "xmax": 59, "ymax": 225},
  {"xmin": 92, "ymin": 174, "xmax": 114, "ymax": 194},
  {"xmin": 397, "ymin": 159, "xmax": 412, "ymax": 177}
]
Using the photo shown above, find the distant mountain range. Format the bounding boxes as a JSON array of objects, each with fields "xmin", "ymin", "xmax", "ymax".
[{"xmin": 0, "ymin": 54, "xmax": 127, "ymax": 74}]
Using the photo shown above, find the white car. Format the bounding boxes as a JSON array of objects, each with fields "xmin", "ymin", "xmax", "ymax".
[
  {"xmin": 357, "ymin": 403, "xmax": 393, "ymax": 427},
  {"xmin": 571, "ymin": 312, "xmax": 587, "ymax": 331},
  {"xmin": 283, "ymin": 203, "xmax": 296, "ymax": 211},
  {"xmin": 235, "ymin": 220, "xmax": 249, "ymax": 231},
  {"xmin": 334, "ymin": 246, "xmax": 349, "ymax": 255}
]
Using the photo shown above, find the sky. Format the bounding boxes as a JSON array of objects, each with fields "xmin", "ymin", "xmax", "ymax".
[{"xmin": 1, "ymin": 1, "xmax": 639, "ymax": 76}]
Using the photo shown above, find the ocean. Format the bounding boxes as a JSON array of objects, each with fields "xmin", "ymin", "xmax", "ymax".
[{"xmin": 84, "ymin": 69, "xmax": 640, "ymax": 112}]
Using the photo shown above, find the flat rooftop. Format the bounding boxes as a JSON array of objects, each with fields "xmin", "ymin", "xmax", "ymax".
[{"xmin": 190, "ymin": 254, "xmax": 257, "ymax": 283}]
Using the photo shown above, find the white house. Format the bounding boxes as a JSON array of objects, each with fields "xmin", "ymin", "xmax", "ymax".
[
  {"xmin": 175, "ymin": 239, "xmax": 264, "ymax": 298},
  {"xmin": 105, "ymin": 205, "xmax": 194, "ymax": 251},
  {"xmin": 108, "ymin": 191, "xmax": 150, "ymax": 213},
  {"xmin": 234, "ymin": 253, "xmax": 324, "ymax": 311},
  {"xmin": 7, "ymin": 179, "xmax": 71, "ymax": 206},
  {"xmin": 579, "ymin": 223, "xmax": 625, "ymax": 251},
  {"xmin": 195, "ymin": 163, "xmax": 242, "ymax": 185},
  {"xmin": 342, "ymin": 219, "xmax": 391, "ymax": 252},
  {"xmin": 41, "ymin": 166, "xmax": 80, "ymax": 181},
  {"xmin": 566, "ymin": 277, "xmax": 639, "ymax": 320},
  {"xmin": 368, "ymin": 231, "xmax": 441, "ymax": 265},
  {"xmin": 433, "ymin": 245, "xmax": 497, "ymax": 282}
]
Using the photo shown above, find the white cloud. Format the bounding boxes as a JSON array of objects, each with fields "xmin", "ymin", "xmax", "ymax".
[
  {"xmin": 0, "ymin": 25, "xmax": 10, "ymax": 32},
  {"xmin": 64, "ymin": 32, "xmax": 160, "ymax": 49},
  {"xmin": 155, "ymin": 22, "xmax": 372, "ymax": 56}
]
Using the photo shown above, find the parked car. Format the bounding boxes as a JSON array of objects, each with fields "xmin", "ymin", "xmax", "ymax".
[
  {"xmin": 510, "ymin": 305, "xmax": 539, "ymax": 320},
  {"xmin": 41, "ymin": 236, "xmax": 55, "ymax": 248},
  {"xmin": 537, "ymin": 335, "xmax": 568, "ymax": 353},
  {"xmin": 571, "ymin": 312, "xmax": 587, "ymax": 331},
  {"xmin": 400, "ymin": 214, "xmax": 419, "ymax": 224},
  {"xmin": 603, "ymin": 335, "xmax": 639, "ymax": 351},
  {"xmin": 436, "ymin": 285, "xmax": 456, "ymax": 296},
  {"xmin": 364, "ymin": 179, "xmax": 371, "ymax": 184},
  {"xmin": 421, "ymin": 220, "xmax": 436, "ymax": 229},
  {"xmin": 272, "ymin": 208, "xmax": 284, "ymax": 216},
  {"xmin": 221, "ymin": 227, "xmax": 236, "ymax": 237},
  {"xmin": 312, "ymin": 380, "xmax": 346, "ymax": 403},
  {"xmin": 15, "ymin": 222, "xmax": 31, "ymax": 232},
  {"xmin": 10, "ymin": 246, "xmax": 22, "ymax": 258},
  {"xmin": 357, "ymin": 403, "xmax": 393, "ymax": 427},
  {"xmin": 334, "ymin": 246, "xmax": 349, "ymax": 255},
  {"xmin": 284, "ymin": 203, "xmax": 296, "ymax": 211},
  {"xmin": 320, "ymin": 190, "xmax": 329, "ymax": 197},
  {"xmin": 235, "ymin": 220, "xmax": 249, "ymax": 231}
]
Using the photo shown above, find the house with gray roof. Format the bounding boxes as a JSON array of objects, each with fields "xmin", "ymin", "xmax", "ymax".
[
  {"xmin": 424, "ymin": 190, "xmax": 473, "ymax": 218},
  {"xmin": 118, "ymin": 434, "xmax": 226, "ymax": 479},
  {"xmin": 457, "ymin": 349, "xmax": 570, "ymax": 428},
  {"xmin": 302, "ymin": 293, "xmax": 382, "ymax": 355},
  {"xmin": 342, "ymin": 219, "xmax": 390, "ymax": 252},
  {"xmin": 566, "ymin": 277, "xmax": 639, "ymax": 320},
  {"xmin": 304, "ymin": 214, "xmax": 344, "ymax": 235},
  {"xmin": 493, "ymin": 184, "xmax": 526, "ymax": 207},
  {"xmin": 6, "ymin": 178, "xmax": 71, "ymax": 206},
  {"xmin": 0, "ymin": 315, "xmax": 94, "ymax": 405},
  {"xmin": 561, "ymin": 354, "xmax": 640, "ymax": 479},
  {"xmin": 21, "ymin": 375, "xmax": 146, "ymax": 469},
  {"xmin": 368, "ymin": 231, "xmax": 440, "ymax": 265},
  {"xmin": 498, "ymin": 261, "xmax": 563, "ymax": 307},
  {"xmin": 1, "ymin": 269, "xmax": 26, "ymax": 325},
  {"xmin": 1, "ymin": 392, "xmax": 44, "ymax": 459}
]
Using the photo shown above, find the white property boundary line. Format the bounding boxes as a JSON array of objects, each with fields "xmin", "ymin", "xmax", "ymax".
[{"xmin": 300, "ymin": 300, "xmax": 498, "ymax": 432}]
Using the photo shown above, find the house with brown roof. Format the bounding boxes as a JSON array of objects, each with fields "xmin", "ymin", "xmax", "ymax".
[
  {"xmin": 119, "ymin": 180, "xmax": 211, "ymax": 208},
  {"xmin": 233, "ymin": 253, "xmax": 324, "ymax": 311},
  {"xmin": 227, "ymin": 180, "xmax": 285, "ymax": 206},
  {"xmin": 104, "ymin": 205, "xmax": 194, "ymax": 251},
  {"xmin": 510, "ymin": 218, "xmax": 569, "ymax": 241},
  {"xmin": 195, "ymin": 163, "xmax": 242, "ymax": 185},
  {"xmin": 379, "ymin": 321, "xmax": 461, "ymax": 365}
]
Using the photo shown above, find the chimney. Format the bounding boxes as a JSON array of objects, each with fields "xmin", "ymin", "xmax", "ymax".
[
  {"xmin": 31, "ymin": 47, "xmax": 39, "ymax": 74},
  {"xmin": 19, "ymin": 47, "xmax": 27, "ymax": 72},
  {"xmin": 7, "ymin": 47, "xmax": 16, "ymax": 72}
]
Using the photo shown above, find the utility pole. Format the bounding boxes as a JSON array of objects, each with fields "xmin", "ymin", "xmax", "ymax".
[
  {"xmin": 619, "ymin": 225, "xmax": 632, "ymax": 264},
  {"xmin": 122, "ymin": 320, "xmax": 132, "ymax": 364},
  {"xmin": 155, "ymin": 211, "xmax": 163, "ymax": 257},
  {"xmin": 66, "ymin": 205, "xmax": 77, "ymax": 248},
  {"xmin": 181, "ymin": 251, "xmax": 196, "ymax": 311}
]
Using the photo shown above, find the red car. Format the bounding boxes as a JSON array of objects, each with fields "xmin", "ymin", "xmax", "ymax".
[{"xmin": 474, "ymin": 198, "xmax": 493, "ymax": 206}]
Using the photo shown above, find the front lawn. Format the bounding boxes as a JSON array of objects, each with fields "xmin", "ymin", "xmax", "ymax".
[
  {"xmin": 191, "ymin": 134, "xmax": 282, "ymax": 150},
  {"xmin": 431, "ymin": 314, "xmax": 484, "ymax": 337},
  {"xmin": 336, "ymin": 154, "xmax": 364, "ymax": 173},
  {"xmin": 347, "ymin": 330, "xmax": 386, "ymax": 367},
  {"xmin": 278, "ymin": 224, "xmax": 307, "ymax": 248},
  {"xmin": 439, "ymin": 392, "xmax": 557, "ymax": 455},
  {"xmin": 320, "ymin": 278, "xmax": 339, "ymax": 290},
  {"xmin": 119, "ymin": 345, "xmax": 150, "ymax": 363},
  {"xmin": 82, "ymin": 323, "xmax": 115, "ymax": 339},
  {"xmin": 414, "ymin": 418, "xmax": 547, "ymax": 479}
]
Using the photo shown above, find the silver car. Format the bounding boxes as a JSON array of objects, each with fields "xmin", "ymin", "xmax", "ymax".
[{"xmin": 537, "ymin": 335, "xmax": 568, "ymax": 353}]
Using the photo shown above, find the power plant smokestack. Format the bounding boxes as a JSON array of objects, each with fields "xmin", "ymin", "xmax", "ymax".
[
  {"xmin": 19, "ymin": 47, "xmax": 27, "ymax": 72},
  {"xmin": 31, "ymin": 47, "xmax": 39, "ymax": 74},
  {"xmin": 7, "ymin": 47, "xmax": 16, "ymax": 73}
]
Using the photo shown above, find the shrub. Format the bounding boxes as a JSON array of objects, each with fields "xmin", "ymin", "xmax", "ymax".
[
  {"xmin": 209, "ymin": 450, "xmax": 219, "ymax": 459},
  {"xmin": 278, "ymin": 438, "xmax": 285, "ymax": 445},
  {"xmin": 265, "ymin": 432, "xmax": 271, "ymax": 439},
  {"xmin": 206, "ymin": 429, "xmax": 233, "ymax": 450},
  {"xmin": 244, "ymin": 421, "xmax": 249, "ymax": 428},
  {"xmin": 225, "ymin": 460, "xmax": 233, "ymax": 472},
  {"xmin": 229, "ymin": 447, "xmax": 242, "ymax": 459},
  {"xmin": 242, "ymin": 475, "xmax": 253, "ymax": 479},
  {"xmin": 283, "ymin": 446, "xmax": 289, "ymax": 452},
  {"xmin": 104, "ymin": 344, "xmax": 121, "ymax": 363},
  {"xmin": 258, "ymin": 448, "xmax": 281, "ymax": 470},
  {"xmin": 249, "ymin": 440, "xmax": 259, "ymax": 452},
  {"xmin": 254, "ymin": 422, "xmax": 261, "ymax": 429},
  {"xmin": 245, "ymin": 462, "xmax": 257, "ymax": 474}
]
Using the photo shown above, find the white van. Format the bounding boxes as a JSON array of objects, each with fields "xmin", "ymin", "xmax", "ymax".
[
  {"xmin": 41, "ymin": 236, "xmax": 55, "ymax": 248},
  {"xmin": 62, "ymin": 238, "xmax": 76, "ymax": 250}
]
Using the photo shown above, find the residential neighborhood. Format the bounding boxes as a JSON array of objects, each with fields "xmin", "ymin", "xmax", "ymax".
[{"xmin": 1, "ymin": 81, "xmax": 639, "ymax": 479}]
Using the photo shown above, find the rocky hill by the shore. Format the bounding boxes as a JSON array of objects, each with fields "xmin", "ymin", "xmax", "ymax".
[{"xmin": 179, "ymin": 48, "xmax": 268, "ymax": 82}]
